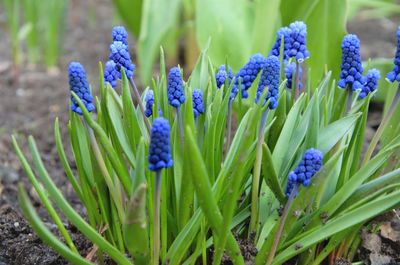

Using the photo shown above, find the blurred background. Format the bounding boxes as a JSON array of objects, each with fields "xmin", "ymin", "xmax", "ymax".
[{"xmin": 0, "ymin": 0, "xmax": 400, "ymax": 263}]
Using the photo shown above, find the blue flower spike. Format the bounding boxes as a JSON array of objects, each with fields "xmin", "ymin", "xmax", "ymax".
[
  {"xmin": 112, "ymin": 26, "xmax": 128, "ymax": 45},
  {"xmin": 103, "ymin": 60, "xmax": 120, "ymax": 88},
  {"xmin": 285, "ymin": 62, "xmax": 303, "ymax": 89},
  {"xmin": 192, "ymin": 89, "xmax": 205, "ymax": 118},
  {"xmin": 270, "ymin": 26, "xmax": 292, "ymax": 60},
  {"xmin": 359, "ymin": 69, "xmax": 380, "ymax": 99},
  {"xmin": 338, "ymin": 34, "xmax": 365, "ymax": 91},
  {"xmin": 109, "ymin": 41, "xmax": 135, "ymax": 79},
  {"xmin": 285, "ymin": 148, "xmax": 323, "ymax": 197},
  {"xmin": 68, "ymin": 62, "xmax": 95, "ymax": 115},
  {"xmin": 148, "ymin": 118, "xmax": 174, "ymax": 171},
  {"xmin": 288, "ymin": 21, "xmax": 310, "ymax": 63},
  {"xmin": 231, "ymin": 53, "xmax": 267, "ymax": 100},
  {"xmin": 255, "ymin": 55, "xmax": 280, "ymax": 109},
  {"xmin": 387, "ymin": 27, "xmax": 400, "ymax": 82},
  {"xmin": 167, "ymin": 67, "xmax": 185, "ymax": 108},
  {"xmin": 215, "ymin": 65, "xmax": 233, "ymax": 89},
  {"xmin": 145, "ymin": 90, "xmax": 155, "ymax": 117}
]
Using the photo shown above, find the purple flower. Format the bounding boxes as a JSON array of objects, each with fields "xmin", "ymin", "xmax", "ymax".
[
  {"xmin": 148, "ymin": 118, "xmax": 173, "ymax": 171},
  {"xmin": 68, "ymin": 62, "xmax": 95, "ymax": 115}
]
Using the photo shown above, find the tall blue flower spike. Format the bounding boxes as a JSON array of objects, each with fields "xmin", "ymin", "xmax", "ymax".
[
  {"xmin": 255, "ymin": 55, "xmax": 280, "ymax": 109},
  {"xmin": 148, "ymin": 118, "xmax": 174, "ymax": 171},
  {"xmin": 103, "ymin": 60, "xmax": 120, "ymax": 88},
  {"xmin": 231, "ymin": 53, "xmax": 266, "ymax": 100},
  {"xmin": 338, "ymin": 34, "xmax": 365, "ymax": 91},
  {"xmin": 285, "ymin": 148, "xmax": 323, "ymax": 197},
  {"xmin": 167, "ymin": 67, "xmax": 185, "ymax": 108},
  {"xmin": 387, "ymin": 27, "xmax": 400, "ymax": 82},
  {"xmin": 269, "ymin": 26, "xmax": 292, "ymax": 60},
  {"xmin": 145, "ymin": 90, "xmax": 155, "ymax": 117},
  {"xmin": 68, "ymin": 62, "xmax": 95, "ymax": 115},
  {"xmin": 285, "ymin": 62, "xmax": 303, "ymax": 89},
  {"xmin": 112, "ymin": 26, "xmax": 128, "ymax": 45},
  {"xmin": 359, "ymin": 69, "xmax": 380, "ymax": 99},
  {"xmin": 287, "ymin": 21, "xmax": 310, "ymax": 62},
  {"xmin": 192, "ymin": 89, "xmax": 204, "ymax": 118},
  {"xmin": 215, "ymin": 65, "xmax": 234, "ymax": 89},
  {"xmin": 109, "ymin": 41, "xmax": 135, "ymax": 79}
]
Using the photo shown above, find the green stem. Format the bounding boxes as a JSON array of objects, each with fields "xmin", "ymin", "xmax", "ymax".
[
  {"xmin": 346, "ymin": 88, "xmax": 353, "ymax": 114},
  {"xmin": 153, "ymin": 170, "xmax": 162, "ymax": 265},
  {"xmin": 265, "ymin": 186, "xmax": 296, "ymax": 265},
  {"xmin": 176, "ymin": 106, "xmax": 185, "ymax": 145},
  {"xmin": 250, "ymin": 109, "xmax": 269, "ymax": 235},
  {"xmin": 362, "ymin": 86, "xmax": 400, "ymax": 165},
  {"xmin": 129, "ymin": 78, "xmax": 152, "ymax": 133},
  {"xmin": 294, "ymin": 62, "xmax": 300, "ymax": 101},
  {"xmin": 226, "ymin": 101, "xmax": 233, "ymax": 151}
]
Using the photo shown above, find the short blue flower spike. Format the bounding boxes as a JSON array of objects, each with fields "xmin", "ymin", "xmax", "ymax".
[
  {"xmin": 148, "ymin": 118, "xmax": 174, "ymax": 171},
  {"xmin": 387, "ymin": 27, "xmax": 400, "ymax": 82},
  {"xmin": 104, "ymin": 60, "xmax": 120, "ymax": 88},
  {"xmin": 231, "ymin": 53, "xmax": 266, "ymax": 100},
  {"xmin": 255, "ymin": 55, "xmax": 280, "ymax": 109},
  {"xmin": 167, "ymin": 67, "xmax": 185, "ymax": 108},
  {"xmin": 288, "ymin": 21, "xmax": 310, "ymax": 62},
  {"xmin": 68, "ymin": 62, "xmax": 95, "ymax": 115},
  {"xmin": 192, "ymin": 89, "xmax": 204, "ymax": 118},
  {"xmin": 145, "ymin": 90, "xmax": 155, "ymax": 117},
  {"xmin": 285, "ymin": 148, "xmax": 323, "ymax": 197},
  {"xmin": 215, "ymin": 65, "xmax": 233, "ymax": 89},
  {"xmin": 109, "ymin": 41, "xmax": 135, "ymax": 79},
  {"xmin": 269, "ymin": 27, "xmax": 292, "ymax": 60},
  {"xmin": 359, "ymin": 69, "xmax": 380, "ymax": 99},
  {"xmin": 338, "ymin": 34, "xmax": 365, "ymax": 91},
  {"xmin": 285, "ymin": 62, "xmax": 303, "ymax": 89},
  {"xmin": 112, "ymin": 26, "xmax": 128, "ymax": 45}
]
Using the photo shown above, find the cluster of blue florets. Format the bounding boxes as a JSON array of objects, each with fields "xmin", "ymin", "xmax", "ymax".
[
  {"xmin": 285, "ymin": 62, "xmax": 302, "ymax": 89},
  {"xmin": 231, "ymin": 53, "xmax": 266, "ymax": 100},
  {"xmin": 285, "ymin": 148, "xmax": 323, "ymax": 197},
  {"xmin": 270, "ymin": 27, "xmax": 292, "ymax": 60},
  {"xmin": 255, "ymin": 56, "xmax": 280, "ymax": 109},
  {"xmin": 192, "ymin": 89, "xmax": 204, "ymax": 118},
  {"xmin": 167, "ymin": 67, "xmax": 185, "ymax": 108},
  {"xmin": 338, "ymin": 34, "xmax": 365, "ymax": 91},
  {"xmin": 112, "ymin": 26, "xmax": 128, "ymax": 45},
  {"xmin": 148, "ymin": 118, "xmax": 174, "ymax": 171},
  {"xmin": 215, "ymin": 65, "xmax": 234, "ymax": 88},
  {"xmin": 145, "ymin": 90, "xmax": 155, "ymax": 117},
  {"xmin": 387, "ymin": 27, "xmax": 400, "ymax": 82},
  {"xmin": 68, "ymin": 62, "xmax": 95, "ymax": 115},
  {"xmin": 287, "ymin": 21, "xmax": 310, "ymax": 62},
  {"xmin": 359, "ymin": 69, "xmax": 380, "ymax": 99},
  {"xmin": 104, "ymin": 26, "xmax": 135, "ymax": 88}
]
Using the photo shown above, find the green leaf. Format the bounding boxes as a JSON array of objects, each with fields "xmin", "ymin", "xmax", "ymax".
[
  {"xmin": 112, "ymin": 0, "xmax": 143, "ymax": 36},
  {"xmin": 18, "ymin": 185, "xmax": 94, "ymax": 265},
  {"xmin": 137, "ymin": 0, "xmax": 181, "ymax": 83},
  {"xmin": 262, "ymin": 143, "xmax": 285, "ymax": 203}
]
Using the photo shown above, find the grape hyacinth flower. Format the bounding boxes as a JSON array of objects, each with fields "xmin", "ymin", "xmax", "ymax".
[
  {"xmin": 231, "ymin": 53, "xmax": 266, "ymax": 100},
  {"xmin": 338, "ymin": 34, "xmax": 364, "ymax": 91},
  {"xmin": 68, "ymin": 62, "xmax": 95, "ymax": 115},
  {"xmin": 285, "ymin": 148, "xmax": 323, "ymax": 197},
  {"xmin": 144, "ymin": 90, "xmax": 155, "ymax": 117},
  {"xmin": 269, "ymin": 26, "xmax": 292, "ymax": 60},
  {"xmin": 109, "ymin": 41, "xmax": 135, "ymax": 79},
  {"xmin": 148, "ymin": 118, "xmax": 173, "ymax": 171},
  {"xmin": 112, "ymin": 26, "xmax": 128, "ymax": 45},
  {"xmin": 215, "ymin": 65, "xmax": 233, "ymax": 88},
  {"xmin": 287, "ymin": 21, "xmax": 310, "ymax": 62},
  {"xmin": 192, "ymin": 89, "xmax": 204, "ymax": 118},
  {"xmin": 167, "ymin": 67, "xmax": 185, "ymax": 108},
  {"xmin": 387, "ymin": 27, "xmax": 400, "ymax": 82},
  {"xmin": 255, "ymin": 55, "xmax": 280, "ymax": 109},
  {"xmin": 103, "ymin": 60, "xmax": 120, "ymax": 88},
  {"xmin": 359, "ymin": 69, "xmax": 380, "ymax": 99},
  {"xmin": 285, "ymin": 62, "xmax": 303, "ymax": 89}
]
